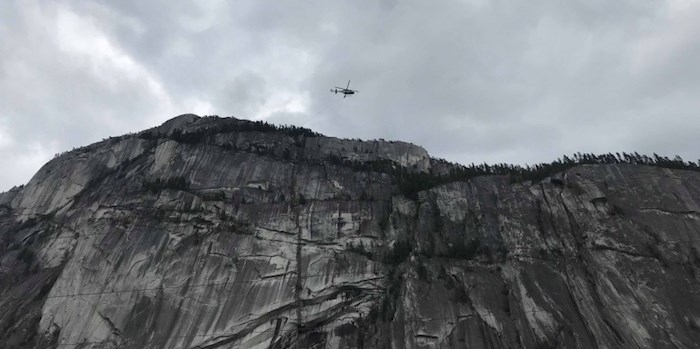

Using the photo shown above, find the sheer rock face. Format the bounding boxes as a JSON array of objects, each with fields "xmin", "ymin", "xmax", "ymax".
[{"xmin": 1, "ymin": 115, "xmax": 700, "ymax": 349}]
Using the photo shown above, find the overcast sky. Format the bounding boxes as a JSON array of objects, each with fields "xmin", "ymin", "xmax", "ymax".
[{"xmin": 2, "ymin": 0, "xmax": 700, "ymax": 191}]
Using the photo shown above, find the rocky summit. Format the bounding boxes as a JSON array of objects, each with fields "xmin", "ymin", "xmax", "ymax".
[{"xmin": 2, "ymin": 114, "xmax": 700, "ymax": 349}]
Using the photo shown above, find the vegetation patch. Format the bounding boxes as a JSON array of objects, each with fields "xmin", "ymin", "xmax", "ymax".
[
  {"xmin": 416, "ymin": 258, "xmax": 429, "ymax": 280},
  {"xmin": 380, "ymin": 268, "xmax": 404, "ymax": 321},
  {"xmin": 137, "ymin": 118, "xmax": 700, "ymax": 203},
  {"xmin": 139, "ymin": 117, "xmax": 320, "ymax": 143},
  {"xmin": 334, "ymin": 152, "xmax": 700, "ymax": 201},
  {"xmin": 347, "ymin": 241, "xmax": 374, "ymax": 259},
  {"xmin": 382, "ymin": 239, "xmax": 413, "ymax": 265},
  {"xmin": 142, "ymin": 176, "xmax": 190, "ymax": 193},
  {"xmin": 445, "ymin": 238, "xmax": 481, "ymax": 259}
]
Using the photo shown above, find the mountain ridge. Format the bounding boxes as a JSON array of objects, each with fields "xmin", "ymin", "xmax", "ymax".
[{"xmin": 1, "ymin": 114, "xmax": 700, "ymax": 348}]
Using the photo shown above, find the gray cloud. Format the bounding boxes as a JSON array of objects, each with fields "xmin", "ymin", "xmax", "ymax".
[{"xmin": 2, "ymin": 0, "xmax": 700, "ymax": 191}]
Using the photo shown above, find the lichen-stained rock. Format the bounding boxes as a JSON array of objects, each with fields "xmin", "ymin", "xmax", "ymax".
[{"xmin": 1, "ymin": 115, "xmax": 700, "ymax": 348}]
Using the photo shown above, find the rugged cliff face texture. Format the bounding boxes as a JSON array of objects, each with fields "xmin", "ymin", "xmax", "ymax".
[{"xmin": 2, "ymin": 115, "xmax": 700, "ymax": 348}]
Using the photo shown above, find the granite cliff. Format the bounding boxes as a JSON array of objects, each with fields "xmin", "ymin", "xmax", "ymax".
[{"xmin": 1, "ymin": 114, "xmax": 700, "ymax": 348}]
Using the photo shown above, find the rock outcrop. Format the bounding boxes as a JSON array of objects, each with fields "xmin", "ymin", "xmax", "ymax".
[{"xmin": 1, "ymin": 115, "xmax": 700, "ymax": 348}]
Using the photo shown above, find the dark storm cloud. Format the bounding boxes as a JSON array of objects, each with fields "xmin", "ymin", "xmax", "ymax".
[{"xmin": 2, "ymin": 0, "xmax": 700, "ymax": 191}]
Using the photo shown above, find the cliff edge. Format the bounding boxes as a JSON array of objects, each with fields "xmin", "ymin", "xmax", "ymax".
[{"xmin": 1, "ymin": 115, "xmax": 700, "ymax": 348}]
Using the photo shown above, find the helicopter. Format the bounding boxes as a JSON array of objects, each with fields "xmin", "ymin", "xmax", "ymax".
[{"xmin": 330, "ymin": 80, "xmax": 358, "ymax": 98}]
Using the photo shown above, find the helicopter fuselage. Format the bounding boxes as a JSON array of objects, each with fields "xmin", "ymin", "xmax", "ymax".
[{"xmin": 331, "ymin": 81, "xmax": 358, "ymax": 98}]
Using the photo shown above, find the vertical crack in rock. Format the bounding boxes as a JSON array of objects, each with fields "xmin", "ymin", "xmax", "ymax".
[
  {"xmin": 291, "ymin": 164, "xmax": 303, "ymax": 347},
  {"xmin": 267, "ymin": 317, "xmax": 285, "ymax": 349},
  {"xmin": 97, "ymin": 311, "xmax": 126, "ymax": 346}
]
